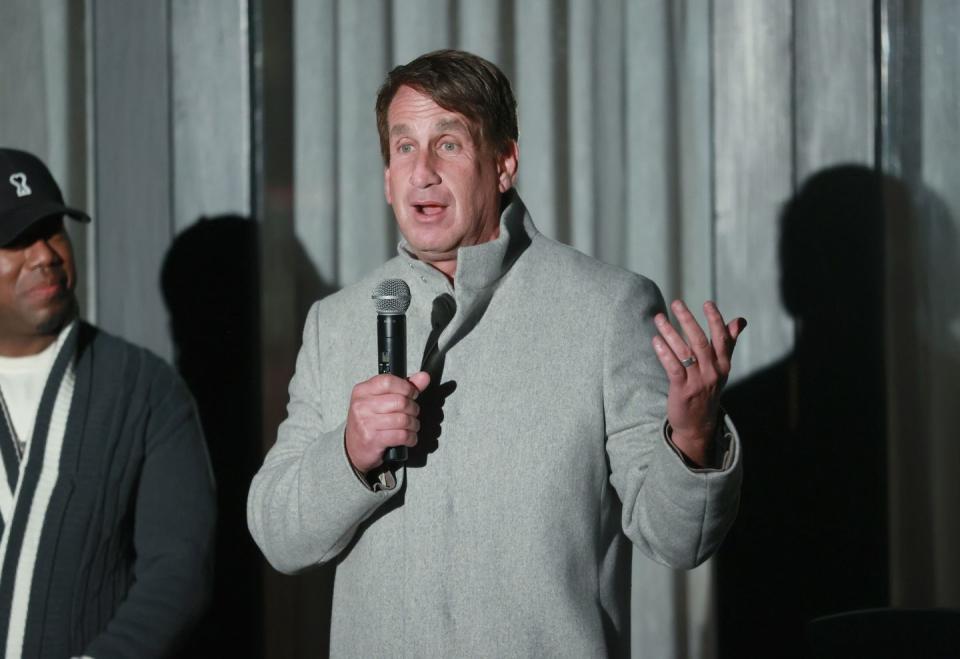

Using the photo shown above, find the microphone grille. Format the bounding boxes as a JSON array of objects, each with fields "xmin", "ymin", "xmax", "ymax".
[{"xmin": 372, "ymin": 278, "xmax": 411, "ymax": 315}]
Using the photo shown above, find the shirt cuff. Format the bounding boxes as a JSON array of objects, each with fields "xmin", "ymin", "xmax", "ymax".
[
  {"xmin": 343, "ymin": 432, "xmax": 398, "ymax": 491},
  {"xmin": 662, "ymin": 412, "xmax": 735, "ymax": 472}
]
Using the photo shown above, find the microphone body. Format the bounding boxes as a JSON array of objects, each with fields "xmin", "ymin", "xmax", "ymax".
[
  {"xmin": 378, "ymin": 313, "xmax": 407, "ymax": 463},
  {"xmin": 372, "ymin": 279, "xmax": 412, "ymax": 464}
]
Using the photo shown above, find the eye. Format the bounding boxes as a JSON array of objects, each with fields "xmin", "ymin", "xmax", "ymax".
[
  {"xmin": 397, "ymin": 143, "xmax": 414, "ymax": 154},
  {"xmin": 439, "ymin": 141, "xmax": 459, "ymax": 153}
]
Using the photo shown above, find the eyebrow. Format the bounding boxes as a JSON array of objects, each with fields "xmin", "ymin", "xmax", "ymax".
[
  {"xmin": 389, "ymin": 124, "xmax": 411, "ymax": 138},
  {"xmin": 435, "ymin": 118, "xmax": 469, "ymax": 133},
  {"xmin": 389, "ymin": 118, "xmax": 471, "ymax": 138}
]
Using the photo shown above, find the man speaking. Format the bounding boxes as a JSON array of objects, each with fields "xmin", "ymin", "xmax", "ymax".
[{"xmin": 248, "ymin": 50, "xmax": 744, "ymax": 657}]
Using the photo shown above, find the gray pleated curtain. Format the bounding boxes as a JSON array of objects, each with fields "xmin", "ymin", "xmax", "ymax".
[{"xmin": 2, "ymin": 1, "xmax": 959, "ymax": 658}]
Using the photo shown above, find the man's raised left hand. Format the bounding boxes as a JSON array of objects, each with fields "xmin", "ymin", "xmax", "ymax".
[{"xmin": 651, "ymin": 300, "xmax": 746, "ymax": 468}]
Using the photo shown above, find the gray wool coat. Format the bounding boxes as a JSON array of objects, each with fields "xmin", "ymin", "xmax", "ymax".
[{"xmin": 247, "ymin": 192, "xmax": 742, "ymax": 658}]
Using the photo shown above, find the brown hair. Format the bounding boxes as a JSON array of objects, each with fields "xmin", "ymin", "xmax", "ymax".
[{"xmin": 375, "ymin": 49, "xmax": 518, "ymax": 163}]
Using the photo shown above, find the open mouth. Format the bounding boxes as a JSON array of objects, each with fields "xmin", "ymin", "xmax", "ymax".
[{"xmin": 413, "ymin": 203, "xmax": 447, "ymax": 218}]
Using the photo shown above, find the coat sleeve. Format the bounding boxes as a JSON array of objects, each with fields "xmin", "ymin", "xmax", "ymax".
[
  {"xmin": 603, "ymin": 275, "xmax": 742, "ymax": 570},
  {"xmin": 84, "ymin": 368, "xmax": 215, "ymax": 659},
  {"xmin": 247, "ymin": 302, "xmax": 399, "ymax": 574}
]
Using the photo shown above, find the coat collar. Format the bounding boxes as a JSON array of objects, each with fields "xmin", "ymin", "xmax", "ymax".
[
  {"xmin": 395, "ymin": 189, "xmax": 537, "ymax": 354},
  {"xmin": 396, "ymin": 189, "xmax": 535, "ymax": 291}
]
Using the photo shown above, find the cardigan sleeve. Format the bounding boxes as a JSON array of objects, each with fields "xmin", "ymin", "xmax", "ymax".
[
  {"xmin": 246, "ymin": 302, "xmax": 400, "ymax": 574},
  {"xmin": 84, "ymin": 369, "xmax": 215, "ymax": 659},
  {"xmin": 603, "ymin": 275, "xmax": 743, "ymax": 570}
]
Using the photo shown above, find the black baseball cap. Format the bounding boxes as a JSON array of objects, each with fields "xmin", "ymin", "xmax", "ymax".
[{"xmin": 0, "ymin": 148, "xmax": 91, "ymax": 247}]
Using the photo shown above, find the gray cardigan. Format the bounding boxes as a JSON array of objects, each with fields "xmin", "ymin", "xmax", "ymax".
[{"xmin": 248, "ymin": 194, "xmax": 742, "ymax": 657}]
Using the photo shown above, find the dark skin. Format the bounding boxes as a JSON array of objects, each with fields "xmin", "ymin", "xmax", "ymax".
[{"xmin": 0, "ymin": 216, "xmax": 78, "ymax": 357}]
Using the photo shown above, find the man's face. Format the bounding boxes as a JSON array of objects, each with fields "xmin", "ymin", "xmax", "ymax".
[
  {"xmin": 384, "ymin": 85, "xmax": 518, "ymax": 278},
  {"xmin": 0, "ymin": 216, "xmax": 77, "ymax": 355}
]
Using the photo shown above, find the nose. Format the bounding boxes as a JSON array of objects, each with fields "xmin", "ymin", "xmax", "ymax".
[
  {"xmin": 25, "ymin": 238, "xmax": 62, "ymax": 269},
  {"xmin": 410, "ymin": 149, "xmax": 441, "ymax": 188}
]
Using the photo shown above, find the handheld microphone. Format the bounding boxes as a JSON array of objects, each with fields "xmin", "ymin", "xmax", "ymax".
[{"xmin": 371, "ymin": 279, "xmax": 411, "ymax": 463}]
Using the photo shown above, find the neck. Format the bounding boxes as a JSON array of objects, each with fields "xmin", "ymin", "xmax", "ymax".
[
  {"xmin": 0, "ymin": 333, "xmax": 59, "ymax": 358},
  {"xmin": 0, "ymin": 315, "xmax": 72, "ymax": 357},
  {"xmin": 430, "ymin": 258, "xmax": 457, "ymax": 284}
]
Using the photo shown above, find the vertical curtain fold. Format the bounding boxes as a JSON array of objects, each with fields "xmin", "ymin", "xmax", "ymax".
[{"xmin": 12, "ymin": 1, "xmax": 959, "ymax": 657}]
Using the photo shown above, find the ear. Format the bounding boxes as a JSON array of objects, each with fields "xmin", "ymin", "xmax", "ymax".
[
  {"xmin": 384, "ymin": 166, "xmax": 392, "ymax": 205},
  {"xmin": 496, "ymin": 141, "xmax": 519, "ymax": 193}
]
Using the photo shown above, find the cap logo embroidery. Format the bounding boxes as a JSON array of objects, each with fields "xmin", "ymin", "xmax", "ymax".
[{"xmin": 9, "ymin": 173, "xmax": 32, "ymax": 198}]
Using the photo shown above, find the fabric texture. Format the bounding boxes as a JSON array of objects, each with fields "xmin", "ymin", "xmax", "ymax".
[
  {"xmin": 0, "ymin": 322, "xmax": 215, "ymax": 659},
  {"xmin": 248, "ymin": 193, "xmax": 742, "ymax": 657}
]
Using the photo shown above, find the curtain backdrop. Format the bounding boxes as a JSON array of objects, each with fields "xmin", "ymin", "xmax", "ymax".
[
  {"xmin": 286, "ymin": 0, "xmax": 959, "ymax": 656},
  {"xmin": 2, "ymin": 1, "xmax": 958, "ymax": 658}
]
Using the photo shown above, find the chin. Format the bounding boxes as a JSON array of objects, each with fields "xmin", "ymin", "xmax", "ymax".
[
  {"xmin": 402, "ymin": 232, "xmax": 454, "ymax": 257},
  {"xmin": 34, "ymin": 299, "xmax": 78, "ymax": 335}
]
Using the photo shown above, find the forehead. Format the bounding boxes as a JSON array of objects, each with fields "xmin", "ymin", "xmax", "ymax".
[{"xmin": 387, "ymin": 86, "xmax": 473, "ymax": 136}]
